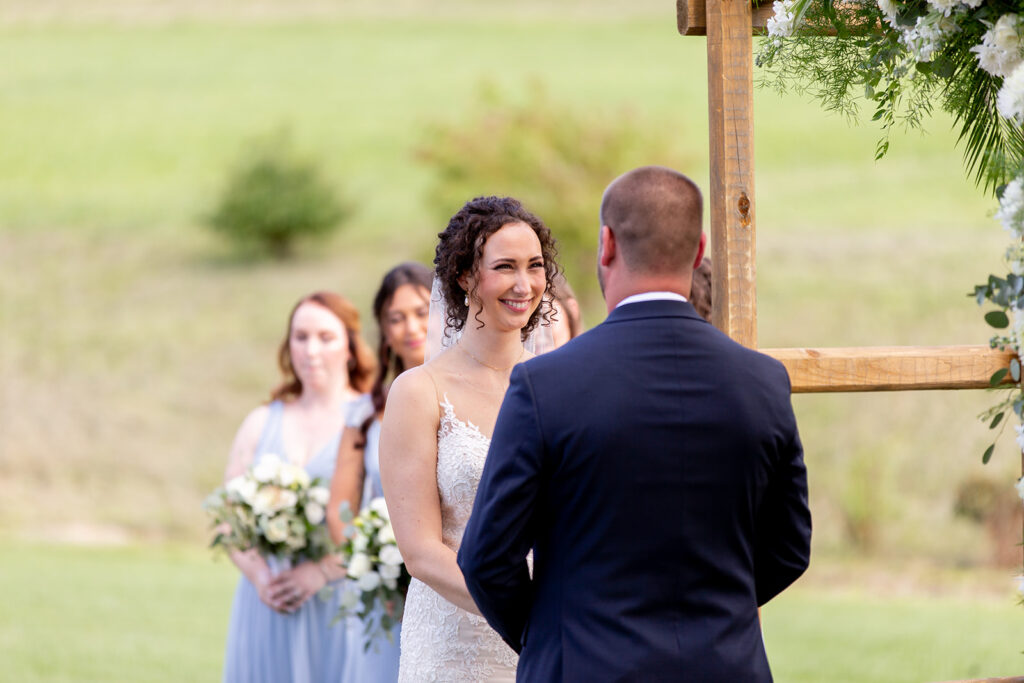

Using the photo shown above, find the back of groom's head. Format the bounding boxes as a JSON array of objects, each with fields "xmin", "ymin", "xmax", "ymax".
[{"xmin": 599, "ymin": 166, "xmax": 703, "ymax": 276}]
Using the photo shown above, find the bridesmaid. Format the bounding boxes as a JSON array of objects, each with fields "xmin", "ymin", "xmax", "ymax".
[
  {"xmin": 328, "ymin": 262, "xmax": 432, "ymax": 682},
  {"xmin": 221, "ymin": 291, "xmax": 376, "ymax": 683}
]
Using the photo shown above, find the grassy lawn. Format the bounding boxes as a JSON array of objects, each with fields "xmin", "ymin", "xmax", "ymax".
[
  {"xmin": 0, "ymin": 540, "xmax": 1020, "ymax": 682},
  {"xmin": 0, "ymin": 0, "xmax": 1020, "ymax": 605}
]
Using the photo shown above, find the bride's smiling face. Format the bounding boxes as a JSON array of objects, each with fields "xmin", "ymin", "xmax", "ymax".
[{"xmin": 462, "ymin": 221, "xmax": 546, "ymax": 333}]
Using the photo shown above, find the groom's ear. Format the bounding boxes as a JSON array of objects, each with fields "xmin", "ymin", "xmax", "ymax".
[
  {"xmin": 599, "ymin": 226, "xmax": 616, "ymax": 267},
  {"xmin": 692, "ymin": 232, "xmax": 707, "ymax": 270}
]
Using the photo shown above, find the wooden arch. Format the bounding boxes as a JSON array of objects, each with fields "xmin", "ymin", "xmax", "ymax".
[{"xmin": 677, "ymin": 2, "xmax": 1018, "ymax": 680}]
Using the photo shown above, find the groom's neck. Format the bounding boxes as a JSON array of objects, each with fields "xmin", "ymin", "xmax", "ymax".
[{"xmin": 603, "ymin": 272, "xmax": 693, "ymax": 313}]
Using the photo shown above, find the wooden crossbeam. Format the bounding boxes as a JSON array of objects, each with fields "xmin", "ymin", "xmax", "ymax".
[
  {"xmin": 764, "ymin": 345, "xmax": 1015, "ymax": 393},
  {"xmin": 678, "ymin": 0, "xmax": 773, "ymax": 36}
]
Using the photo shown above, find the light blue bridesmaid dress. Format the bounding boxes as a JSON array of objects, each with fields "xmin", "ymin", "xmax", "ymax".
[
  {"xmin": 340, "ymin": 414, "xmax": 401, "ymax": 683},
  {"xmin": 222, "ymin": 397, "xmax": 369, "ymax": 683}
]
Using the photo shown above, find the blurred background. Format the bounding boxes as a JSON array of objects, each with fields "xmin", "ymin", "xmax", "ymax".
[{"xmin": 1, "ymin": 0, "xmax": 1022, "ymax": 680}]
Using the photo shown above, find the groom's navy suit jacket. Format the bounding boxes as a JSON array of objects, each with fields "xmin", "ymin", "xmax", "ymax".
[{"xmin": 458, "ymin": 299, "xmax": 811, "ymax": 682}]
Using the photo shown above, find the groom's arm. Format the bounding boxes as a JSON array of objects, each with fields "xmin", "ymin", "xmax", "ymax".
[
  {"xmin": 458, "ymin": 363, "xmax": 543, "ymax": 654},
  {"xmin": 754, "ymin": 371, "xmax": 812, "ymax": 606}
]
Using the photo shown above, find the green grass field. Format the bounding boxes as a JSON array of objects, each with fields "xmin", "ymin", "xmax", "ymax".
[
  {"xmin": 0, "ymin": 540, "xmax": 1020, "ymax": 683},
  {"xmin": 1, "ymin": 3, "xmax": 1014, "ymax": 554},
  {"xmin": 1, "ymin": 3, "xmax": 1023, "ymax": 677}
]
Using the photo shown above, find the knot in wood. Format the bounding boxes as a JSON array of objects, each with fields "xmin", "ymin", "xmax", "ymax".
[{"xmin": 737, "ymin": 192, "xmax": 751, "ymax": 228}]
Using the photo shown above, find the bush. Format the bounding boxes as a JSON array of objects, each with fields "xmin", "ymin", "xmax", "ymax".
[
  {"xmin": 416, "ymin": 83, "xmax": 697, "ymax": 307},
  {"xmin": 207, "ymin": 131, "xmax": 350, "ymax": 258}
]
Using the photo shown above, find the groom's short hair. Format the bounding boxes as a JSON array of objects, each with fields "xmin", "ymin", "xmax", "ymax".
[{"xmin": 599, "ymin": 166, "xmax": 703, "ymax": 275}]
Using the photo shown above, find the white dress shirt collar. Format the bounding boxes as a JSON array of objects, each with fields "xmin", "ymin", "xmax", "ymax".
[{"xmin": 615, "ymin": 291, "xmax": 689, "ymax": 308}]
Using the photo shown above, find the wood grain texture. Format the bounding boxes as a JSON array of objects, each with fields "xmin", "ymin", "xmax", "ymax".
[
  {"xmin": 706, "ymin": 0, "xmax": 758, "ymax": 347},
  {"xmin": 678, "ymin": 0, "xmax": 773, "ymax": 36},
  {"xmin": 763, "ymin": 346, "xmax": 1015, "ymax": 393}
]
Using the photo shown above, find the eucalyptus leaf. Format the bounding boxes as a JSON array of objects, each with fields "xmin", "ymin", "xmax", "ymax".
[
  {"xmin": 338, "ymin": 501, "xmax": 354, "ymax": 523},
  {"xmin": 990, "ymin": 411, "xmax": 1005, "ymax": 429},
  {"xmin": 982, "ymin": 443, "xmax": 995, "ymax": 464},
  {"xmin": 1012, "ymin": 358, "xmax": 1021, "ymax": 382},
  {"xmin": 990, "ymin": 367, "xmax": 1009, "ymax": 386},
  {"xmin": 985, "ymin": 310, "xmax": 1010, "ymax": 328}
]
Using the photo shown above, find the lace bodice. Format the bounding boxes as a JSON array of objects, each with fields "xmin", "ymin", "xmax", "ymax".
[
  {"xmin": 397, "ymin": 396, "xmax": 518, "ymax": 683},
  {"xmin": 436, "ymin": 395, "xmax": 492, "ymax": 553}
]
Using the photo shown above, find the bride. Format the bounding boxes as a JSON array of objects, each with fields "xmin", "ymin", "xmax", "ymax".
[{"xmin": 378, "ymin": 195, "xmax": 559, "ymax": 682}]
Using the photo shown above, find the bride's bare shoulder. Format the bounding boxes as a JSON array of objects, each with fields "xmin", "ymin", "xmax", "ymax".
[{"xmin": 388, "ymin": 354, "xmax": 453, "ymax": 407}]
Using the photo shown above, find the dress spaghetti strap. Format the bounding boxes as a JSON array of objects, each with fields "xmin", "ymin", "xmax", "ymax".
[{"xmin": 420, "ymin": 366, "xmax": 444, "ymax": 420}]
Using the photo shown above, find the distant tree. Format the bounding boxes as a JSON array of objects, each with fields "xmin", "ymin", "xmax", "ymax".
[
  {"xmin": 207, "ymin": 130, "xmax": 350, "ymax": 259},
  {"xmin": 416, "ymin": 83, "xmax": 698, "ymax": 307}
]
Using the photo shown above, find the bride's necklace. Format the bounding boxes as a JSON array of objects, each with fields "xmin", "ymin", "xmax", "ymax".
[{"xmin": 457, "ymin": 343, "xmax": 524, "ymax": 372}]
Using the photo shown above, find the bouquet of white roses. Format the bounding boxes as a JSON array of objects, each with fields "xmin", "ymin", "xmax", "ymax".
[
  {"xmin": 336, "ymin": 496, "xmax": 410, "ymax": 649},
  {"xmin": 203, "ymin": 454, "xmax": 334, "ymax": 563}
]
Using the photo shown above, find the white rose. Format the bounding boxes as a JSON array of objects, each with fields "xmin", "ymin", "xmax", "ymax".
[
  {"xmin": 357, "ymin": 571, "xmax": 381, "ymax": 592},
  {"xmin": 253, "ymin": 486, "xmax": 298, "ymax": 515},
  {"xmin": 308, "ymin": 486, "xmax": 330, "ymax": 506},
  {"xmin": 877, "ymin": 0, "xmax": 898, "ymax": 24},
  {"xmin": 379, "ymin": 544, "xmax": 404, "ymax": 567},
  {"xmin": 261, "ymin": 515, "xmax": 290, "ymax": 544},
  {"xmin": 252, "ymin": 454, "xmax": 283, "ymax": 483},
  {"xmin": 369, "ymin": 497, "xmax": 390, "ymax": 520},
  {"xmin": 992, "ymin": 14, "xmax": 1021, "ymax": 52},
  {"xmin": 379, "ymin": 563, "xmax": 401, "ymax": 580},
  {"xmin": 384, "ymin": 577, "xmax": 398, "ymax": 590},
  {"xmin": 225, "ymin": 475, "xmax": 250, "ymax": 501},
  {"xmin": 998, "ymin": 63, "xmax": 1024, "ymax": 124},
  {"xmin": 285, "ymin": 532, "xmax": 307, "ymax": 551},
  {"xmin": 347, "ymin": 552, "xmax": 371, "ymax": 579},
  {"xmin": 278, "ymin": 464, "xmax": 299, "ymax": 486},
  {"xmin": 1016, "ymin": 476, "xmax": 1024, "ymax": 502},
  {"xmin": 378, "ymin": 522, "xmax": 396, "ymax": 545},
  {"xmin": 251, "ymin": 488, "xmax": 274, "ymax": 516},
  {"xmin": 305, "ymin": 502, "xmax": 325, "ymax": 525},
  {"xmin": 353, "ymin": 533, "xmax": 370, "ymax": 553}
]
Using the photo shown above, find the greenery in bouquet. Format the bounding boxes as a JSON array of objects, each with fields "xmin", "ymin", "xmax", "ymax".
[
  {"xmin": 203, "ymin": 454, "xmax": 334, "ymax": 563},
  {"xmin": 335, "ymin": 497, "xmax": 410, "ymax": 650}
]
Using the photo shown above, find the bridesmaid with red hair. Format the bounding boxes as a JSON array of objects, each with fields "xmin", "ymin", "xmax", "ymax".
[{"xmin": 221, "ymin": 291, "xmax": 375, "ymax": 683}]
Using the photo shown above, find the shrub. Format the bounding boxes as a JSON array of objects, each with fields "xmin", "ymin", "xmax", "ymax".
[
  {"xmin": 207, "ymin": 131, "xmax": 350, "ymax": 258},
  {"xmin": 416, "ymin": 83, "xmax": 696, "ymax": 306}
]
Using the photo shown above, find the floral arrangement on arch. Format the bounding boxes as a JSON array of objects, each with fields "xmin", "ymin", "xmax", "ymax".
[{"xmin": 757, "ymin": 0, "xmax": 1024, "ymax": 596}]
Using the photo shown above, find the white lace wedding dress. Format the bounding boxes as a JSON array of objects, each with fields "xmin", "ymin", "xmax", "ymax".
[{"xmin": 397, "ymin": 396, "xmax": 519, "ymax": 683}]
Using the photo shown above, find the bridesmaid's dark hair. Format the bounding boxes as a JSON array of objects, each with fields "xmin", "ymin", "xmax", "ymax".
[
  {"xmin": 359, "ymin": 262, "xmax": 433, "ymax": 445},
  {"xmin": 433, "ymin": 195, "xmax": 559, "ymax": 340}
]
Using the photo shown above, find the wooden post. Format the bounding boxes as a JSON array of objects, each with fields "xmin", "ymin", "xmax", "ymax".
[{"xmin": 706, "ymin": 0, "xmax": 758, "ymax": 347}]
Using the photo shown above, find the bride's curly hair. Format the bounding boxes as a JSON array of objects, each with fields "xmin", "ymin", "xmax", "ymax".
[{"xmin": 434, "ymin": 196, "xmax": 559, "ymax": 340}]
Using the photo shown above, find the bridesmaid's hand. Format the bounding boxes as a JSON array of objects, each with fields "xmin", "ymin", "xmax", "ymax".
[
  {"xmin": 250, "ymin": 566, "xmax": 281, "ymax": 612},
  {"xmin": 266, "ymin": 562, "xmax": 329, "ymax": 613}
]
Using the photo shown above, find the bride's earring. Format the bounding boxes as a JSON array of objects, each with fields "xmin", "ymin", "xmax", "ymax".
[{"xmin": 464, "ymin": 293, "xmax": 469, "ymax": 307}]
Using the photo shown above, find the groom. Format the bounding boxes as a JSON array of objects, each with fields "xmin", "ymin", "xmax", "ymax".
[{"xmin": 458, "ymin": 166, "xmax": 811, "ymax": 681}]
